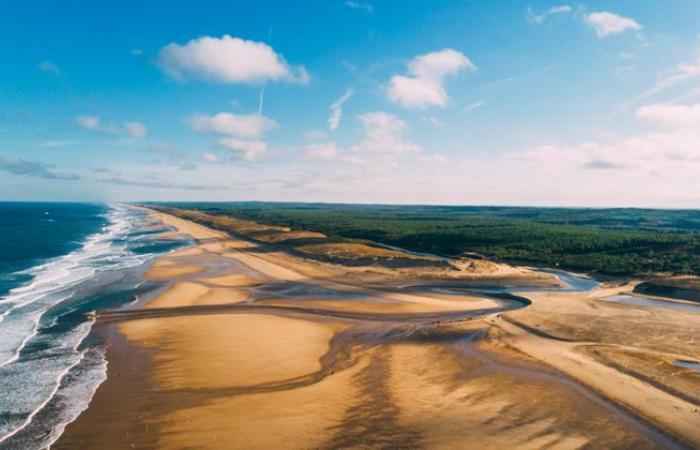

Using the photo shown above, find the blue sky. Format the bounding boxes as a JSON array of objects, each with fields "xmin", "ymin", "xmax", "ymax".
[{"xmin": 2, "ymin": 0, "xmax": 700, "ymax": 206}]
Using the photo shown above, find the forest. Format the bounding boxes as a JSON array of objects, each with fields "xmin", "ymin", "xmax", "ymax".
[{"xmin": 153, "ymin": 202, "xmax": 700, "ymax": 276}]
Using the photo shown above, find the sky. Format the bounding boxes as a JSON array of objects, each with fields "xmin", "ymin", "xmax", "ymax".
[{"xmin": 2, "ymin": 0, "xmax": 700, "ymax": 207}]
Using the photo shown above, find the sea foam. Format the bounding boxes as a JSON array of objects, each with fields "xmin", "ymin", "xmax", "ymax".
[{"xmin": 0, "ymin": 204, "xmax": 184, "ymax": 449}]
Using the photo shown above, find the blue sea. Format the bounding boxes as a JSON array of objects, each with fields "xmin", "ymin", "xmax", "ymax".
[{"xmin": 0, "ymin": 203, "xmax": 189, "ymax": 449}]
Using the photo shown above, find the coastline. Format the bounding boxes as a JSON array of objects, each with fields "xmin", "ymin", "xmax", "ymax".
[
  {"xmin": 0, "ymin": 204, "xmax": 196, "ymax": 449},
  {"xmin": 52, "ymin": 323, "xmax": 159, "ymax": 448},
  {"xmin": 56, "ymin": 208, "xmax": 700, "ymax": 449}
]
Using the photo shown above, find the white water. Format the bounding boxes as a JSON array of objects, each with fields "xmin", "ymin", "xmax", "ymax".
[
  {"xmin": 0, "ymin": 204, "xmax": 179, "ymax": 449},
  {"xmin": 0, "ymin": 206, "xmax": 138, "ymax": 368}
]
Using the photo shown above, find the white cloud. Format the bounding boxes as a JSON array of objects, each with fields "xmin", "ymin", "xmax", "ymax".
[
  {"xmin": 418, "ymin": 153, "xmax": 448, "ymax": 164},
  {"xmin": 388, "ymin": 76, "xmax": 446, "ymax": 109},
  {"xmin": 77, "ymin": 115, "xmax": 100, "ymax": 130},
  {"xmin": 508, "ymin": 144, "xmax": 588, "ymax": 168},
  {"xmin": 463, "ymin": 100, "xmax": 486, "ymax": 112},
  {"xmin": 189, "ymin": 112, "xmax": 276, "ymax": 138},
  {"xmin": 217, "ymin": 138, "xmax": 267, "ymax": 160},
  {"xmin": 302, "ymin": 112, "xmax": 439, "ymax": 167},
  {"xmin": 345, "ymin": 1, "xmax": 372, "ymax": 12},
  {"xmin": 635, "ymin": 102, "xmax": 700, "ymax": 129},
  {"xmin": 640, "ymin": 48, "xmax": 700, "ymax": 99},
  {"xmin": 303, "ymin": 142, "xmax": 340, "ymax": 160},
  {"xmin": 387, "ymin": 49, "xmax": 475, "ymax": 109},
  {"xmin": 618, "ymin": 51, "xmax": 636, "ymax": 60},
  {"xmin": 190, "ymin": 112, "xmax": 276, "ymax": 162},
  {"xmin": 303, "ymin": 130, "xmax": 327, "ymax": 141},
  {"xmin": 510, "ymin": 102, "xmax": 700, "ymax": 173},
  {"xmin": 353, "ymin": 112, "xmax": 421, "ymax": 154},
  {"xmin": 123, "ymin": 122, "xmax": 148, "ymax": 139},
  {"xmin": 616, "ymin": 47, "xmax": 700, "ymax": 113},
  {"xmin": 39, "ymin": 60, "xmax": 60, "ymax": 75},
  {"xmin": 526, "ymin": 5, "xmax": 572, "ymax": 25},
  {"xmin": 156, "ymin": 35, "xmax": 309, "ymax": 84},
  {"xmin": 202, "ymin": 152, "xmax": 220, "ymax": 162},
  {"xmin": 421, "ymin": 116, "xmax": 444, "ymax": 127},
  {"xmin": 76, "ymin": 115, "xmax": 147, "ymax": 139},
  {"xmin": 301, "ymin": 141, "xmax": 368, "ymax": 167},
  {"xmin": 328, "ymin": 89, "xmax": 353, "ymax": 130},
  {"xmin": 408, "ymin": 49, "xmax": 475, "ymax": 80},
  {"xmin": 585, "ymin": 11, "xmax": 641, "ymax": 38}
]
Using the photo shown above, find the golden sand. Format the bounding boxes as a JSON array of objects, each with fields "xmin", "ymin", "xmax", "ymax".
[
  {"xmin": 56, "ymin": 208, "xmax": 700, "ymax": 449},
  {"xmin": 386, "ymin": 339, "xmax": 653, "ymax": 449},
  {"xmin": 155, "ymin": 359, "xmax": 363, "ymax": 449},
  {"xmin": 201, "ymin": 273, "xmax": 265, "ymax": 287},
  {"xmin": 120, "ymin": 314, "xmax": 343, "ymax": 389},
  {"xmin": 489, "ymin": 290, "xmax": 700, "ymax": 444},
  {"xmin": 146, "ymin": 263, "xmax": 204, "ymax": 280}
]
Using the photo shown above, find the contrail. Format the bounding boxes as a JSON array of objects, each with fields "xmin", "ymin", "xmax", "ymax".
[
  {"xmin": 258, "ymin": 86, "xmax": 266, "ymax": 115},
  {"xmin": 258, "ymin": 0, "xmax": 277, "ymax": 116}
]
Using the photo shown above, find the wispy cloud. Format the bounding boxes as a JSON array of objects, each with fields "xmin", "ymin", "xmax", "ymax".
[
  {"xmin": 328, "ymin": 89, "xmax": 353, "ymax": 130},
  {"xmin": 489, "ymin": 65, "xmax": 555, "ymax": 91},
  {"xmin": 123, "ymin": 122, "xmax": 148, "ymax": 139},
  {"xmin": 0, "ymin": 157, "xmax": 80, "ymax": 180},
  {"xmin": 421, "ymin": 116, "xmax": 444, "ymax": 127},
  {"xmin": 38, "ymin": 60, "xmax": 60, "ymax": 75},
  {"xmin": 345, "ymin": 1, "xmax": 372, "ymax": 13},
  {"xmin": 463, "ymin": 101, "xmax": 486, "ymax": 112},
  {"xmin": 526, "ymin": 5, "xmax": 572, "ymax": 25},
  {"xmin": 39, "ymin": 140, "xmax": 77, "ymax": 148},
  {"xmin": 643, "ymin": 49, "xmax": 700, "ymax": 98},
  {"xmin": 97, "ymin": 176, "xmax": 227, "ymax": 191},
  {"xmin": 619, "ymin": 47, "xmax": 700, "ymax": 112},
  {"xmin": 201, "ymin": 152, "xmax": 220, "ymax": 163},
  {"xmin": 76, "ymin": 115, "xmax": 148, "ymax": 139}
]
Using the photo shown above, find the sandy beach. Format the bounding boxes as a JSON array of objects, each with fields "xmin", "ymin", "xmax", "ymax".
[{"xmin": 55, "ymin": 208, "xmax": 700, "ymax": 449}]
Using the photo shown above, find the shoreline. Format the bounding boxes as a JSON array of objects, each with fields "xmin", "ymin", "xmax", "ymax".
[
  {"xmin": 0, "ymin": 204, "xmax": 192, "ymax": 449},
  {"xmin": 53, "ymin": 323, "xmax": 159, "ymax": 449},
  {"xmin": 56, "ymin": 208, "xmax": 700, "ymax": 449}
]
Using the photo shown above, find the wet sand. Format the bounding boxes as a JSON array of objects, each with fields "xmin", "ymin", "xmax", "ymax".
[
  {"xmin": 488, "ymin": 288, "xmax": 700, "ymax": 447},
  {"xmin": 56, "ymin": 209, "xmax": 700, "ymax": 449}
]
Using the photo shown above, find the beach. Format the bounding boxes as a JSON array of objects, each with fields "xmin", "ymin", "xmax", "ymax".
[
  {"xmin": 0, "ymin": 204, "xmax": 194, "ymax": 449},
  {"xmin": 55, "ymin": 208, "xmax": 700, "ymax": 449}
]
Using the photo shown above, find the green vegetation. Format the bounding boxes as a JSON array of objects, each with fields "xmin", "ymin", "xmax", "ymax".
[{"xmin": 152, "ymin": 202, "xmax": 700, "ymax": 276}]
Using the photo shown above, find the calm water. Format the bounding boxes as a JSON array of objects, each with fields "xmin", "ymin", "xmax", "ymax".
[
  {"xmin": 0, "ymin": 202, "xmax": 189, "ymax": 449},
  {"xmin": 673, "ymin": 360, "xmax": 700, "ymax": 372},
  {"xmin": 601, "ymin": 294, "xmax": 700, "ymax": 314}
]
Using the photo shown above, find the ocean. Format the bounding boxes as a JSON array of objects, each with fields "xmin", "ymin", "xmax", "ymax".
[{"xmin": 0, "ymin": 202, "xmax": 189, "ymax": 449}]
